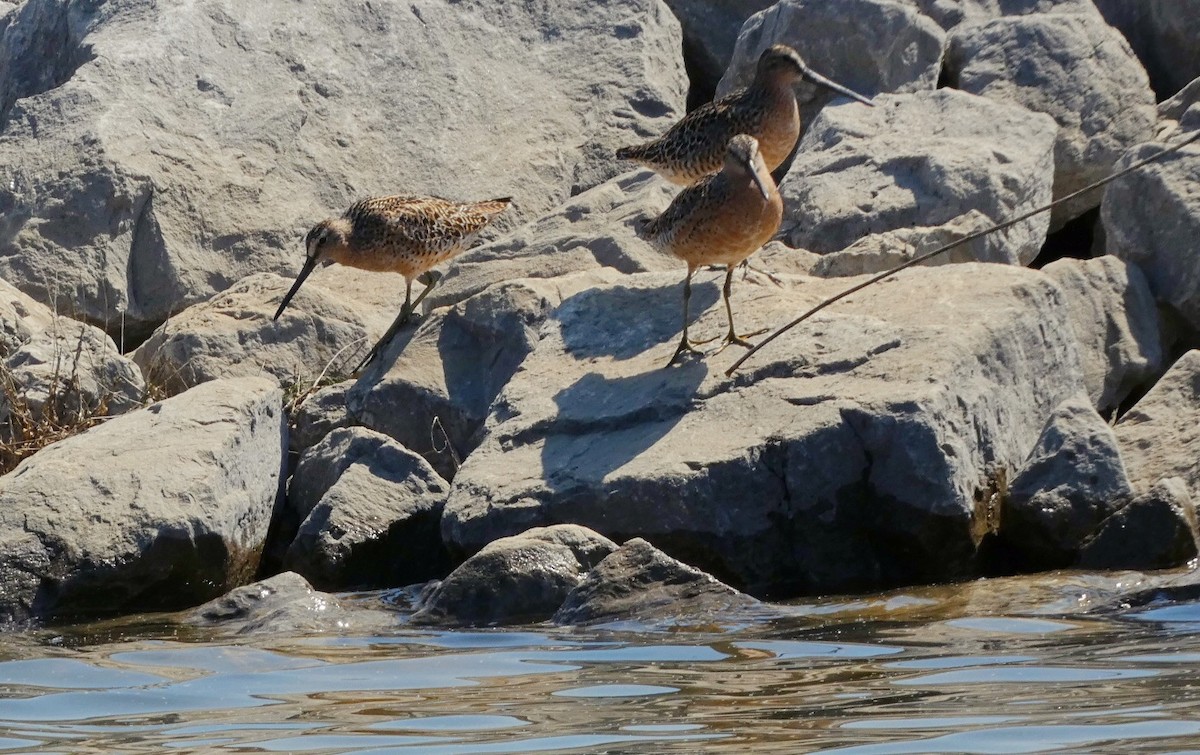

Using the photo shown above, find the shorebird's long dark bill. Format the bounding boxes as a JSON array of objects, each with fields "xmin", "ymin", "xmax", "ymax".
[
  {"xmin": 804, "ymin": 68, "xmax": 875, "ymax": 107},
  {"xmin": 273, "ymin": 255, "xmax": 319, "ymax": 321},
  {"xmin": 750, "ymin": 166, "xmax": 772, "ymax": 201}
]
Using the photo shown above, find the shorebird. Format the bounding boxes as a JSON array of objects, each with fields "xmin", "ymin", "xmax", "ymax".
[
  {"xmin": 616, "ymin": 44, "xmax": 874, "ymax": 185},
  {"xmin": 273, "ymin": 194, "xmax": 512, "ymax": 371},
  {"xmin": 642, "ymin": 134, "xmax": 783, "ymax": 367}
]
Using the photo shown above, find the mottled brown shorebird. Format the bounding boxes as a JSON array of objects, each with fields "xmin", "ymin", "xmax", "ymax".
[
  {"xmin": 274, "ymin": 194, "xmax": 512, "ymax": 371},
  {"xmin": 642, "ymin": 134, "xmax": 783, "ymax": 367},
  {"xmin": 617, "ymin": 44, "xmax": 874, "ymax": 185}
]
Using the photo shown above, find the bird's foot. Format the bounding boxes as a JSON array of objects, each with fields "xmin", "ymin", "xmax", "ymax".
[
  {"xmin": 712, "ymin": 328, "xmax": 768, "ymax": 355},
  {"xmin": 665, "ymin": 337, "xmax": 707, "ymax": 368},
  {"xmin": 741, "ymin": 262, "xmax": 784, "ymax": 287}
]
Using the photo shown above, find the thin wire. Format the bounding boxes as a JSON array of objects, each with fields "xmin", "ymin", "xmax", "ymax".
[{"xmin": 726, "ymin": 128, "xmax": 1200, "ymax": 376}]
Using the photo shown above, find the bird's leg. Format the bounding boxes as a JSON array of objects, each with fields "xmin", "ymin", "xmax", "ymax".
[
  {"xmin": 666, "ymin": 267, "xmax": 707, "ymax": 367},
  {"xmin": 740, "ymin": 260, "xmax": 784, "ymax": 286},
  {"xmin": 354, "ymin": 278, "xmax": 416, "ymax": 373},
  {"xmin": 716, "ymin": 267, "xmax": 768, "ymax": 353},
  {"xmin": 408, "ymin": 270, "xmax": 443, "ymax": 313}
]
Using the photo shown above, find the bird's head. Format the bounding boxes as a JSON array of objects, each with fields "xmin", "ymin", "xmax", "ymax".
[
  {"xmin": 756, "ymin": 44, "xmax": 875, "ymax": 107},
  {"xmin": 725, "ymin": 134, "xmax": 774, "ymax": 201},
  {"xmin": 273, "ymin": 218, "xmax": 350, "ymax": 321}
]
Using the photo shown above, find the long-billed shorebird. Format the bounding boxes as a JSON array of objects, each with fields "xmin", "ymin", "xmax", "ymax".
[
  {"xmin": 642, "ymin": 134, "xmax": 784, "ymax": 367},
  {"xmin": 273, "ymin": 194, "xmax": 512, "ymax": 371},
  {"xmin": 617, "ymin": 44, "xmax": 874, "ymax": 185}
]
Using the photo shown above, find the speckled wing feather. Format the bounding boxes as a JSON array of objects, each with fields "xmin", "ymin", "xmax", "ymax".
[
  {"xmin": 345, "ymin": 195, "xmax": 511, "ymax": 258},
  {"xmin": 617, "ymin": 88, "xmax": 759, "ymax": 181},
  {"xmin": 642, "ymin": 172, "xmax": 733, "ymax": 251}
]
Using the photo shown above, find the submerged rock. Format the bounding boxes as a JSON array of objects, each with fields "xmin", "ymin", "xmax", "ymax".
[
  {"xmin": 282, "ymin": 427, "xmax": 451, "ymax": 591},
  {"xmin": 0, "ymin": 377, "xmax": 284, "ymax": 623},
  {"xmin": 554, "ymin": 538, "xmax": 763, "ymax": 626},
  {"xmin": 413, "ymin": 525, "xmax": 617, "ymax": 626},
  {"xmin": 442, "ymin": 264, "xmax": 1089, "ymax": 596},
  {"xmin": 189, "ymin": 571, "xmax": 367, "ymax": 636}
]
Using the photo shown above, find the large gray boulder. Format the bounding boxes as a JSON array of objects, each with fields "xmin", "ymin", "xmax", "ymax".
[
  {"xmin": 282, "ymin": 427, "xmax": 451, "ymax": 590},
  {"xmin": 132, "ymin": 271, "xmax": 395, "ymax": 396},
  {"xmin": 554, "ymin": 538, "xmax": 763, "ymax": 626},
  {"xmin": 903, "ymin": 0, "xmax": 1099, "ymax": 30},
  {"xmin": 946, "ymin": 12, "xmax": 1156, "ymax": 227},
  {"xmin": 348, "ymin": 271, "xmax": 625, "ymax": 481},
  {"xmin": 782, "ymin": 89, "xmax": 1057, "ymax": 263},
  {"xmin": 0, "ymin": 277, "xmax": 144, "ymax": 451},
  {"xmin": 998, "ymin": 396, "xmax": 1133, "ymax": 569},
  {"xmin": 717, "ymin": 0, "xmax": 945, "ymax": 120},
  {"xmin": 413, "ymin": 525, "xmax": 617, "ymax": 626},
  {"xmin": 0, "ymin": 0, "xmax": 686, "ymax": 339},
  {"xmin": 0, "ymin": 376, "xmax": 284, "ymax": 622},
  {"xmin": 1160, "ymin": 78, "xmax": 1200, "ymax": 124},
  {"xmin": 1041, "ymin": 256, "xmax": 1162, "ymax": 414},
  {"xmin": 1103, "ymin": 133, "xmax": 1200, "ymax": 334},
  {"xmin": 1114, "ymin": 351, "xmax": 1200, "ymax": 501},
  {"xmin": 427, "ymin": 170, "xmax": 677, "ymax": 312},
  {"xmin": 442, "ymin": 264, "xmax": 1089, "ymax": 596},
  {"xmin": 1091, "ymin": 0, "xmax": 1200, "ymax": 100}
]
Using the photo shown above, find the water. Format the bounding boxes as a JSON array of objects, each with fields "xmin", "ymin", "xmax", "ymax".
[{"xmin": 3, "ymin": 571, "xmax": 1200, "ymax": 753}]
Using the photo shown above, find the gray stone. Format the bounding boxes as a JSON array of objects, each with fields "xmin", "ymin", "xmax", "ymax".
[
  {"xmin": 1160, "ymin": 77, "xmax": 1200, "ymax": 124},
  {"xmin": 660, "ymin": 0, "xmax": 774, "ymax": 95},
  {"xmin": 811, "ymin": 211, "xmax": 997, "ymax": 277},
  {"xmin": 283, "ymin": 427, "xmax": 451, "ymax": 590},
  {"xmin": 0, "ymin": 0, "xmax": 686, "ymax": 339},
  {"xmin": 288, "ymin": 379, "xmax": 354, "ymax": 456},
  {"xmin": 1042, "ymin": 256, "xmax": 1163, "ymax": 414},
  {"xmin": 554, "ymin": 538, "xmax": 763, "ymax": 626},
  {"xmin": 132, "ymin": 270, "xmax": 394, "ymax": 397},
  {"xmin": 1103, "ymin": 135, "xmax": 1200, "ymax": 334},
  {"xmin": 947, "ymin": 12, "xmax": 1156, "ymax": 228},
  {"xmin": 427, "ymin": 170, "xmax": 677, "ymax": 312},
  {"xmin": 1091, "ymin": 0, "xmax": 1200, "ymax": 99},
  {"xmin": 0, "ymin": 376, "xmax": 284, "ymax": 622},
  {"xmin": 0, "ymin": 277, "xmax": 144, "ymax": 443},
  {"xmin": 1079, "ymin": 478, "xmax": 1199, "ymax": 571},
  {"xmin": 413, "ymin": 525, "xmax": 617, "ymax": 626},
  {"xmin": 717, "ymin": 0, "xmax": 945, "ymax": 131},
  {"xmin": 1115, "ymin": 351, "xmax": 1200, "ymax": 501},
  {"xmin": 442, "ymin": 264, "xmax": 1089, "ymax": 596},
  {"xmin": 902, "ymin": 0, "xmax": 1102, "ymax": 31},
  {"xmin": 782, "ymin": 89, "xmax": 1057, "ymax": 263},
  {"xmin": 349, "ymin": 271, "xmax": 625, "ymax": 482},
  {"xmin": 999, "ymin": 396, "xmax": 1134, "ymax": 569},
  {"xmin": 189, "ymin": 571, "xmax": 376, "ymax": 636}
]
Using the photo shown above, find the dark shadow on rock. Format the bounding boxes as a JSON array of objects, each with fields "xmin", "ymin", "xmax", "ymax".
[{"xmin": 556, "ymin": 278, "xmax": 721, "ymax": 361}]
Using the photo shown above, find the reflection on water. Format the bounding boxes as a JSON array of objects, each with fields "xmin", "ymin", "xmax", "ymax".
[{"xmin": 1, "ymin": 582, "xmax": 1200, "ymax": 752}]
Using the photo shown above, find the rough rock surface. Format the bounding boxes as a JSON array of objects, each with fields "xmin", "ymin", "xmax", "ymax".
[
  {"xmin": 811, "ymin": 211, "xmax": 996, "ymax": 276},
  {"xmin": 288, "ymin": 379, "xmax": 354, "ymax": 456},
  {"xmin": 1103, "ymin": 133, "xmax": 1200, "ymax": 333},
  {"xmin": 0, "ymin": 0, "xmax": 686, "ymax": 339},
  {"xmin": 782, "ymin": 90, "xmax": 1057, "ymax": 263},
  {"xmin": 428, "ymin": 170, "xmax": 677, "ymax": 312},
  {"xmin": 0, "ymin": 277, "xmax": 144, "ymax": 433},
  {"xmin": 282, "ymin": 427, "xmax": 450, "ymax": 590},
  {"xmin": 717, "ymin": 0, "xmax": 944, "ymax": 125},
  {"xmin": 1114, "ymin": 351, "xmax": 1200, "ymax": 500},
  {"xmin": 443, "ymin": 264, "xmax": 1089, "ymax": 596},
  {"xmin": 189, "ymin": 571, "xmax": 369, "ymax": 636},
  {"xmin": 1042, "ymin": 256, "xmax": 1162, "ymax": 414},
  {"xmin": 1091, "ymin": 0, "xmax": 1200, "ymax": 99},
  {"xmin": 0, "ymin": 376, "xmax": 284, "ymax": 622},
  {"xmin": 413, "ymin": 525, "xmax": 617, "ymax": 626},
  {"xmin": 946, "ymin": 12, "xmax": 1156, "ymax": 227},
  {"xmin": 349, "ymin": 271, "xmax": 626, "ymax": 481},
  {"xmin": 1079, "ymin": 478, "xmax": 1199, "ymax": 571},
  {"xmin": 554, "ymin": 538, "xmax": 763, "ymax": 625},
  {"xmin": 1160, "ymin": 78, "xmax": 1200, "ymax": 124},
  {"xmin": 133, "ymin": 271, "xmax": 395, "ymax": 396},
  {"xmin": 998, "ymin": 396, "xmax": 1133, "ymax": 569},
  {"xmin": 903, "ymin": 0, "xmax": 1100, "ymax": 30}
]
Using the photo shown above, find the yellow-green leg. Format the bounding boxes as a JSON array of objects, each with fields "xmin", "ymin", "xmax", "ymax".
[{"xmin": 666, "ymin": 266, "xmax": 707, "ymax": 367}]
